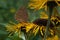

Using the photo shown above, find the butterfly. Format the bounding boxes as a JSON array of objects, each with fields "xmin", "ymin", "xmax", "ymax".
[{"xmin": 15, "ymin": 6, "xmax": 28, "ymax": 23}]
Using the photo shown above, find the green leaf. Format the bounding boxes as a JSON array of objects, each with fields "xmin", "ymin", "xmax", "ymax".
[
  {"xmin": 0, "ymin": 30, "xmax": 8, "ymax": 36},
  {"xmin": 8, "ymin": 32, "xmax": 23, "ymax": 40},
  {"xmin": 0, "ymin": 30, "xmax": 8, "ymax": 40},
  {"xmin": 0, "ymin": 0, "xmax": 7, "ymax": 8}
]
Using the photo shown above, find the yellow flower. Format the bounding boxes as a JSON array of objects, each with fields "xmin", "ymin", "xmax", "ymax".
[
  {"xmin": 46, "ymin": 35, "xmax": 59, "ymax": 40},
  {"xmin": 40, "ymin": 12, "xmax": 48, "ymax": 19},
  {"xmin": 6, "ymin": 24, "xmax": 17, "ymax": 32},
  {"xmin": 5, "ymin": 22, "xmax": 60, "ymax": 40},
  {"xmin": 28, "ymin": 0, "xmax": 60, "ymax": 10},
  {"xmin": 28, "ymin": 0, "xmax": 47, "ymax": 10}
]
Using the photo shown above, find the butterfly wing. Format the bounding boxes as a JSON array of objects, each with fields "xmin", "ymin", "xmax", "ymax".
[{"xmin": 15, "ymin": 6, "xmax": 28, "ymax": 23}]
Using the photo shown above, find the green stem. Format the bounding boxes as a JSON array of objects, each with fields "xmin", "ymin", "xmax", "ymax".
[
  {"xmin": 44, "ymin": 17, "xmax": 50, "ymax": 40},
  {"xmin": 44, "ymin": 7, "xmax": 51, "ymax": 40}
]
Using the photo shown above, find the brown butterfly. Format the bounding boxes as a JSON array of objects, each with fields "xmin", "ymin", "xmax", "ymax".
[{"xmin": 15, "ymin": 6, "xmax": 28, "ymax": 23}]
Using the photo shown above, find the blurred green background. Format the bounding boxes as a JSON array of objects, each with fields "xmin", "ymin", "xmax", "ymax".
[
  {"xmin": 0, "ymin": 0, "xmax": 25, "ymax": 23},
  {"xmin": 0, "ymin": 0, "xmax": 27, "ymax": 40}
]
